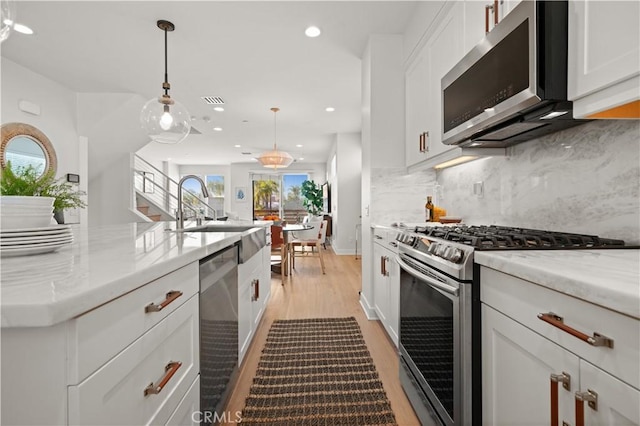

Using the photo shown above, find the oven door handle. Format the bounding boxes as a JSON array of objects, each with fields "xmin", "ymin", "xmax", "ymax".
[{"xmin": 396, "ymin": 255, "xmax": 459, "ymax": 297}]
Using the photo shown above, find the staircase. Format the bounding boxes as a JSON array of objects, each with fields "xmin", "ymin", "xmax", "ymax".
[
  {"xmin": 132, "ymin": 154, "xmax": 217, "ymax": 223},
  {"xmin": 136, "ymin": 204, "xmax": 162, "ymax": 222}
]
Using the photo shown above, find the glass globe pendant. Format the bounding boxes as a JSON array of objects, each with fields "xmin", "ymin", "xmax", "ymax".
[
  {"xmin": 0, "ymin": 0, "xmax": 16, "ymax": 43},
  {"xmin": 140, "ymin": 20, "xmax": 191, "ymax": 144}
]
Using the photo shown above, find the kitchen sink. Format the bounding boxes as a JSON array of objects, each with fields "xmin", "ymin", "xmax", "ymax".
[
  {"xmin": 184, "ymin": 225, "xmax": 257, "ymax": 233},
  {"xmin": 173, "ymin": 224, "xmax": 266, "ymax": 263}
]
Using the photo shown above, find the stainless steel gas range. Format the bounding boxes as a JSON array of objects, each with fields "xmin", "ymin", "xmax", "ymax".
[{"xmin": 394, "ymin": 225, "xmax": 626, "ymax": 426}]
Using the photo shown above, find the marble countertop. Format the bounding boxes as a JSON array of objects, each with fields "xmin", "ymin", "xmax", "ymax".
[
  {"xmin": 475, "ymin": 249, "xmax": 640, "ymax": 319},
  {"xmin": 1, "ymin": 220, "xmax": 270, "ymax": 328}
]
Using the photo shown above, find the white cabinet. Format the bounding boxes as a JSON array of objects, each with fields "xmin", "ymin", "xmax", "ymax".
[
  {"xmin": 481, "ymin": 266, "xmax": 640, "ymax": 426},
  {"xmin": 404, "ymin": 1, "xmax": 485, "ymax": 169},
  {"xmin": 166, "ymin": 376, "xmax": 200, "ymax": 426},
  {"xmin": 483, "ymin": 305, "xmax": 580, "ymax": 425},
  {"xmin": 238, "ymin": 245, "xmax": 270, "ymax": 365},
  {"xmin": 372, "ymin": 229, "xmax": 400, "ymax": 346},
  {"xmin": 68, "ymin": 296, "xmax": 199, "ymax": 426},
  {"xmin": 1, "ymin": 262, "xmax": 201, "ymax": 426},
  {"xmin": 568, "ymin": 0, "xmax": 640, "ymax": 118}
]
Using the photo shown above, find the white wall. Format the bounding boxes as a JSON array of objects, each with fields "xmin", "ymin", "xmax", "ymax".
[
  {"xmin": 1, "ymin": 59, "xmax": 80, "ymax": 176},
  {"xmin": 77, "ymin": 92, "xmax": 149, "ymax": 226},
  {"xmin": 331, "ymin": 133, "xmax": 362, "ymax": 255},
  {"xmin": 1, "ymin": 59, "xmax": 87, "ymax": 223}
]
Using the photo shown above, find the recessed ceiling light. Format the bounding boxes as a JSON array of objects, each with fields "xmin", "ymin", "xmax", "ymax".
[
  {"xmin": 213, "ymin": 127, "xmax": 222, "ymax": 131},
  {"xmin": 214, "ymin": 107, "xmax": 224, "ymax": 112},
  {"xmin": 325, "ymin": 107, "xmax": 335, "ymax": 112},
  {"xmin": 296, "ymin": 144, "xmax": 303, "ymax": 148},
  {"xmin": 13, "ymin": 23, "xmax": 33, "ymax": 35},
  {"xmin": 305, "ymin": 26, "xmax": 321, "ymax": 38},
  {"xmin": 299, "ymin": 157, "xmax": 305, "ymax": 161},
  {"xmin": 234, "ymin": 144, "xmax": 241, "ymax": 148}
]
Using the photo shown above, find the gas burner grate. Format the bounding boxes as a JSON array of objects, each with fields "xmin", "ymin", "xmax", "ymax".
[{"xmin": 412, "ymin": 225, "xmax": 625, "ymax": 250}]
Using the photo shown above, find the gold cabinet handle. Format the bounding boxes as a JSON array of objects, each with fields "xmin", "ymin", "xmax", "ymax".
[
  {"xmin": 145, "ymin": 290, "xmax": 183, "ymax": 313},
  {"xmin": 538, "ymin": 312, "xmax": 614, "ymax": 348},
  {"xmin": 143, "ymin": 361, "xmax": 182, "ymax": 396}
]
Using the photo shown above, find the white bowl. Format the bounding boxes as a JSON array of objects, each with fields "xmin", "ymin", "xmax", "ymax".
[
  {"xmin": 0, "ymin": 196, "xmax": 55, "ymax": 208},
  {"xmin": 1, "ymin": 213, "xmax": 54, "ymax": 230}
]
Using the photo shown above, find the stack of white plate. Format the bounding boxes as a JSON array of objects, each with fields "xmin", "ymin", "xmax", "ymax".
[
  {"xmin": 0, "ymin": 225, "xmax": 73, "ymax": 257},
  {"xmin": 1, "ymin": 196, "xmax": 55, "ymax": 229}
]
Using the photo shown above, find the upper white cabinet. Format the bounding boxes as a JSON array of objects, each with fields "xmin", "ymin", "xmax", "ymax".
[
  {"xmin": 404, "ymin": 1, "xmax": 487, "ymax": 169},
  {"xmin": 405, "ymin": 50, "xmax": 430, "ymax": 167},
  {"xmin": 568, "ymin": 0, "xmax": 640, "ymax": 118}
]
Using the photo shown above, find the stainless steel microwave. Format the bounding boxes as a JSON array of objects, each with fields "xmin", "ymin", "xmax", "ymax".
[{"xmin": 441, "ymin": 0, "xmax": 588, "ymax": 148}]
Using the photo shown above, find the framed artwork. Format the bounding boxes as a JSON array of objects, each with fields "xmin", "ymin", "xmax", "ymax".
[
  {"xmin": 235, "ymin": 186, "xmax": 247, "ymax": 202},
  {"xmin": 142, "ymin": 172, "xmax": 154, "ymax": 194}
]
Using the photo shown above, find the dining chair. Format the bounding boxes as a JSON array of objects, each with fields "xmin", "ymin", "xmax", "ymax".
[
  {"xmin": 270, "ymin": 224, "xmax": 287, "ymax": 280},
  {"xmin": 289, "ymin": 219, "xmax": 327, "ymax": 274}
]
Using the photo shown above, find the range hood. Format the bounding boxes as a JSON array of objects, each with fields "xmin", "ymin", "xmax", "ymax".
[{"xmin": 441, "ymin": 0, "xmax": 589, "ymax": 148}]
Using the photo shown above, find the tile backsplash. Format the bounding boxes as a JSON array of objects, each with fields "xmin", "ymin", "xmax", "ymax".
[{"xmin": 372, "ymin": 119, "xmax": 640, "ymax": 244}]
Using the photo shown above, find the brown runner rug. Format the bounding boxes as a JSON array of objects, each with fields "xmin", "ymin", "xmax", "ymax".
[{"xmin": 240, "ymin": 317, "xmax": 397, "ymax": 425}]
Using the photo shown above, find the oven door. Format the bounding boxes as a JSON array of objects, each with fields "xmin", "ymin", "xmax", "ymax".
[{"xmin": 397, "ymin": 253, "xmax": 461, "ymax": 426}]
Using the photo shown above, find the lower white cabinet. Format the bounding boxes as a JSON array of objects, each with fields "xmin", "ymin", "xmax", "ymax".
[
  {"xmin": 238, "ymin": 245, "xmax": 271, "ymax": 365},
  {"xmin": 166, "ymin": 376, "xmax": 200, "ymax": 426},
  {"xmin": 481, "ymin": 266, "xmax": 640, "ymax": 426},
  {"xmin": 68, "ymin": 295, "xmax": 199, "ymax": 425},
  {"xmin": 1, "ymin": 262, "xmax": 201, "ymax": 426},
  {"xmin": 372, "ymin": 229, "xmax": 400, "ymax": 346},
  {"xmin": 483, "ymin": 305, "xmax": 580, "ymax": 425}
]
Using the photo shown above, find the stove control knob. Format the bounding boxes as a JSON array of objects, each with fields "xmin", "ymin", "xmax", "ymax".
[
  {"xmin": 428, "ymin": 242, "xmax": 439, "ymax": 254},
  {"xmin": 450, "ymin": 248, "xmax": 464, "ymax": 263},
  {"xmin": 436, "ymin": 244, "xmax": 447, "ymax": 257},
  {"xmin": 442, "ymin": 246, "xmax": 453, "ymax": 260}
]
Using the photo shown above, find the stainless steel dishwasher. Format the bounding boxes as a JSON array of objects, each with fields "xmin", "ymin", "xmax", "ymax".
[{"xmin": 199, "ymin": 243, "xmax": 239, "ymax": 424}]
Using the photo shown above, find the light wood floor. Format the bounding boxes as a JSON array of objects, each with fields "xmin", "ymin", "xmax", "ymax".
[{"xmin": 223, "ymin": 247, "xmax": 420, "ymax": 425}]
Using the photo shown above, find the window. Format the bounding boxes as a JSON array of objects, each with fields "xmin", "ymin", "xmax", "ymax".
[
  {"xmin": 180, "ymin": 174, "xmax": 224, "ymax": 218},
  {"xmin": 251, "ymin": 173, "xmax": 308, "ymax": 222}
]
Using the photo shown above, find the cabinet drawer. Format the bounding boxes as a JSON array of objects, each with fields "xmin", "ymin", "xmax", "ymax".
[
  {"xmin": 68, "ymin": 295, "xmax": 199, "ymax": 426},
  {"xmin": 67, "ymin": 262, "xmax": 199, "ymax": 383},
  {"xmin": 166, "ymin": 375, "xmax": 199, "ymax": 426},
  {"xmin": 481, "ymin": 266, "xmax": 640, "ymax": 389}
]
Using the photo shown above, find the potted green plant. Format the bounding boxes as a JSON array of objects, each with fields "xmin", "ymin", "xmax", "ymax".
[
  {"xmin": 300, "ymin": 179, "xmax": 323, "ymax": 219},
  {"xmin": 1, "ymin": 163, "xmax": 87, "ymax": 224}
]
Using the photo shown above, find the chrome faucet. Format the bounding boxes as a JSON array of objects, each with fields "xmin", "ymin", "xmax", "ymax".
[{"xmin": 177, "ymin": 175, "xmax": 209, "ymax": 230}]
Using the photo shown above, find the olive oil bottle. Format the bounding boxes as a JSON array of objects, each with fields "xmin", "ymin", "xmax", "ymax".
[{"xmin": 425, "ymin": 196, "xmax": 434, "ymax": 222}]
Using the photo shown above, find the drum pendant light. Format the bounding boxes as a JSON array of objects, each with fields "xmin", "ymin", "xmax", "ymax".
[
  {"xmin": 140, "ymin": 20, "xmax": 191, "ymax": 144},
  {"xmin": 258, "ymin": 107, "xmax": 293, "ymax": 169}
]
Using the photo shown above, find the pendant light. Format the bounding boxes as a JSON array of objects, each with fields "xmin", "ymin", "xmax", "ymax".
[
  {"xmin": 0, "ymin": 0, "xmax": 16, "ymax": 43},
  {"xmin": 258, "ymin": 107, "xmax": 294, "ymax": 169},
  {"xmin": 140, "ymin": 20, "xmax": 191, "ymax": 144}
]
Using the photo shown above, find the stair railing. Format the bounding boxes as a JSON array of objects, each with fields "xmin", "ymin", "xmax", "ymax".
[{"xmin": 133, "ymin": 154, "xmax": 217, "ymax": 220}]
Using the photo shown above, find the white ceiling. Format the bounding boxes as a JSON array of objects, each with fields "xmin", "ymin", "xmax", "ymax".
[{"xmin": 1, "ymin": 1, "xmax": 419, "ymax": 166}]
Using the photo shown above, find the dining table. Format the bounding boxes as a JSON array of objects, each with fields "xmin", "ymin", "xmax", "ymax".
[{"xmin": 280, "ymin": 223, "xmax": 313, "ymax": 276}]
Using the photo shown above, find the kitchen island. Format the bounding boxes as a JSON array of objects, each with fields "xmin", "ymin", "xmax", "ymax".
[{"xmin": 1, "ymin": 220, "xmax": 271, "ymax": 425}]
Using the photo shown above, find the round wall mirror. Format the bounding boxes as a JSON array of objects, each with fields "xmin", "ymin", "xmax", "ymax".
[{"xmin": 1, "ymin": 122, "xmax": 57, "ymax": 176}]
